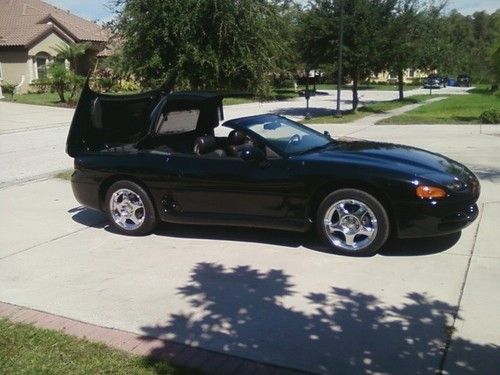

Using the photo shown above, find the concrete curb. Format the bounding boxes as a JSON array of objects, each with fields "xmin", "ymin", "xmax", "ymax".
[{"xmin": 0, "ymin": 301, "xmax": 308, "ymax": 375}]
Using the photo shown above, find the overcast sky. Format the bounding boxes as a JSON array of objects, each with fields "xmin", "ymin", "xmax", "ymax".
[{"xmin": 44, "ymin": 0, "xmax": 499, "ymax": 23}]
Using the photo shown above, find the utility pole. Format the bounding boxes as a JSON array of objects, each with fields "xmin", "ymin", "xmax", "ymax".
[
  {"xmin": 305, "ymin": 69, "xmax": 311, "ymax": 119},
  {"xmin": 335, "ymin": 0, "xmax": 344, "ymax": 117}
]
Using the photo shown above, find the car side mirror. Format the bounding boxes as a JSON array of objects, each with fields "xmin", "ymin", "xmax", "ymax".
[
  {"xmin": 324, "ymin": 131, "xmax": 332, "ymax": 139},
  {"xmin": 240, "ymin": 145, "xmax": 266, "ymax": 165}
]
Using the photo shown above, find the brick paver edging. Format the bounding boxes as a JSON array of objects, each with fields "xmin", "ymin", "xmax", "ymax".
[{"xmin": 0, "ymin": 301, "xmax": 308, "ymax": 375}]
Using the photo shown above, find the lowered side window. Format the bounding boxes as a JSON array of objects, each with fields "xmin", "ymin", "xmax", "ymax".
[{"xmin": 156, "ymin": 110, "xmax": 200, "ymax": 135}]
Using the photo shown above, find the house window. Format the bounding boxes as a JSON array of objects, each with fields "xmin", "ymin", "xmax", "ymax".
[
  {"xmin": 389, "ymin": 72, "xmax": 397, "ymax": 80},
  {"xmin": 408, "ymin": 68, "xmax": 416, "ymax": 78},
  {"xmin": 36, "ymin": 55, "xmax": 48, "ymax": 79}
]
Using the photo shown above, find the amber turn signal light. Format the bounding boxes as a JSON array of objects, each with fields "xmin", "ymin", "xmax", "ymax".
[{"xmin": 416, "ymin": 185, "xmax": 447, "ymax": 199}]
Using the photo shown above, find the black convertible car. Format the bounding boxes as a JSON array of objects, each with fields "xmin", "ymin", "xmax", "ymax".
[{"xmin": 66, "ymin": 82, "xmax": 480, "ymax": 256}]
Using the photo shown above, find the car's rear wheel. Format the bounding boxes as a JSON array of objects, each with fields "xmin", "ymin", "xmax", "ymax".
[
  {"xmin": 105, "ymin": 180, "xmax": 157, "ymax": 236},
  {"xmin": 317, "ymin": 189, "xmax": 390, "ymax": 256}
]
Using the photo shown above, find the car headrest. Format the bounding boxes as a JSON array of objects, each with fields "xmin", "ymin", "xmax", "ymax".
[
  {"xmin": 194, "ymin": 135, "xmax": 217, "ymax": 154},
  {"xmin": 228, "ymin": 130, "xmax": 248, "ymax": 145}
]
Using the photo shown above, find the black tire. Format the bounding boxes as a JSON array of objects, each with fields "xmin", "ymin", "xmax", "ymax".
[
  {"xmin": 105, "ymin": 180, "xmax": 157, "ymax": 236},
  {"xmin": 316, "ymin": 189, "xmax": 390, "ymax": 256}
]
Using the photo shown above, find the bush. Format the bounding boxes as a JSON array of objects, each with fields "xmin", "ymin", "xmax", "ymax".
[
  {"xmin": 116, "ymin": 79, "xmax": 141, "ymax": 92},
  {"xmin": 479, "ymin": 109, "xmax": 500, "ymax": 124},
  {"xmin": 96, "ymin": 77, "xmax": 114, "ymax": 92},
  {"xmin": 47, "ymin": 63, "xmax": 84, "ymax": 103},
  {"xmin": 30, "ymin": 78, "xmax": 51, "ymax": 93},
  {"xmin": 1, "ymin": 82, "xmax": 17, "ymax": 98}
]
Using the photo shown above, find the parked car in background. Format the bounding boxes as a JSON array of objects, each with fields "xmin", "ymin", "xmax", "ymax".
[
  {"xmin": 423, "ymin": 75, "xmax": 447, "ymax": 89},
  {"xmin": 66, "ymin": 82, "xmax": 480, "ymax": 256},
  {"xmin": 457, "ymin": 74, "xmax": 471, "ymax": 87}
]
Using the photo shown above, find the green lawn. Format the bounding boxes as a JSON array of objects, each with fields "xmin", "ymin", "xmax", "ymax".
[
  {"xmin": 378, "ymin": 89, "xmax": 500, "ymax": 124},
  {"xmin": 3, "ymin": 89, "xmax": 299, "ymax": 108},
  {"xmin": 303, "ymin": 95, "xmax": 437, "ymax": 124},
  {"xmin": 224, "ymin": 89, "xmax": 299, "ymax": 105},
  {"xmin": 299, "ymin": 83, "xmax": 420, "ymax": 92},
  {"xmin": 3, "ymin": 92, "xmax": 77, "ymax": 108},
  {"xmin": 0, "ymin": 319, "xmax": 193, "ymax": 375}
]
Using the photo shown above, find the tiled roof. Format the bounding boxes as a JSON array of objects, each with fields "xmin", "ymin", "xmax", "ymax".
[{"xmin": 0, "ymin": 0, "xmax": 109, "ymax": 47}]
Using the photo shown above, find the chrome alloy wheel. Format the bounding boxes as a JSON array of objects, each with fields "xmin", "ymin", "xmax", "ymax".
[
  {"xmin": 323, "ymin": 199, "xmax": 378, "ymax": 251},
  {"xmin": 110, "ymin": 188, "xmax": 145, "ymax": 230}
]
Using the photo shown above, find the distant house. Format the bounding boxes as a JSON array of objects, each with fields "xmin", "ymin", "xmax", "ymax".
[
  {"xmin": 372, "ymin": 69, "xmax": 430, "ymax": 84},
  {"xmin": 0, "ymin": 0, "xmax": 109, "ymax": 94}
]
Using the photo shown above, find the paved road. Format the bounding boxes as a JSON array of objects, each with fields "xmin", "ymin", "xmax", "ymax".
[
  {"xmin": 0, "ymin": 93, "xmax": 499, "ymax": 373},
  {"xmin": 0, "ymin": 102, "xmax": 74, "ymax": 188}
]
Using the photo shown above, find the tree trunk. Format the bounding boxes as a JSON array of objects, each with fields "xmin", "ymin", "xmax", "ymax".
[
  {"xmin": 161, "ymin": 70, "xmax": 178, "ymax": 93},
  {"xmin": 352, "ymin": 70, "xmax": 359, "ymax": 112},
  {"xmin": 57, "ymin": 84, "xmax": 66, "ymax": 103},
  {"xmin": 398, "ymin": 69, "xmax": 404, "ymax": 101}
]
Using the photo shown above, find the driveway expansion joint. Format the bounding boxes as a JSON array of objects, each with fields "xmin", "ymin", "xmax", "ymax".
[
  {"xmin": 437, "ymin": 203, "xmax": 484, "ymax": 374},
  {"xmin": 0, "ymin": 224, "xmax": 100, "ymax": 262},
  {"xmin": 0, "ymin": 301, "xmax": 310, "ymax": 375}
]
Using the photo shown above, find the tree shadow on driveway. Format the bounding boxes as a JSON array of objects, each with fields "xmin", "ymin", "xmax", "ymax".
[{"xmin": 138, "ymin": 262, "xmax": 499, "ymax": 374}]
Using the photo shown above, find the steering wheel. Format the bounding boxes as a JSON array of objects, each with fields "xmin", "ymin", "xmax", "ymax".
[{"xmin": 285, "ymin": 134, "xmax": 301, "ymax": 151}]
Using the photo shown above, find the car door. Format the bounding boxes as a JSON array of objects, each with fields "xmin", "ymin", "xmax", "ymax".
[{"xmin": 160, "ymin": 153, "xmax": 307, "ymax": 229}]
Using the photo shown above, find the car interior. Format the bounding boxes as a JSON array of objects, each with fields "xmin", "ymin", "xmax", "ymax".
[{"xmin": 82, "ymin": 92, "xmax": 280, "ymax": 160}]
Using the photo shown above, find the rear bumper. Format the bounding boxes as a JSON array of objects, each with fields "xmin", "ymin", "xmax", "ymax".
[
  {"xmin": 71, "ymin": 170, "xmax": 101, "ymax": 211},
  {"xmin": 394, "ymin": 200, "xmax": 479, "ymax": 239}
]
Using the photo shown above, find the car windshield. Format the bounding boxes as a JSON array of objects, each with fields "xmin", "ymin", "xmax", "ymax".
[{"xmin": 236, "ymin": 115, "xmax": 332, "ymax": 155}]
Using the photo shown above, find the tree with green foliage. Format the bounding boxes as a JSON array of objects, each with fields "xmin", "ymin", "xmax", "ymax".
[
  {"xmin": 436, "ymin": 10, "xmax": 500, "ymax": 83},
  {"xmin": 298, "ymin": 0, "xmax": 395, "ymax": 111},
  {"xmin": 46, "ymin": 63, "xmax": 85, "ymax": 103},
  {"xmin": 491, "ymin": 46, "xmax": 500, "ymax": 87},
  {"xmin": 384, "ymin": 0, "xmax": 444, "ymax": 101},
  {"xmin": 52, "ymin": 42, "xmax": 89, "ymax": 72},
  {"xmin": 1, "ymin": 82, "xmax": 17, "ymax": 99},
  {"xmin": 112, "ymin": 0, "xmax": 290, "ymax": 95}
]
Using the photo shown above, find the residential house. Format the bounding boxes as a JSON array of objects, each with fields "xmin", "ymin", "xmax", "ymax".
[
  {"xmin": 0, "ymin": 0, "xmax": 109, "ymax": 94},
  {"xmin": 372, "ymin": 69, "xmax": 431, "ymax": 84}
]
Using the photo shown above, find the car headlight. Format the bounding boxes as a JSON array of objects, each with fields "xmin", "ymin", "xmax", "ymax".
[{"xmin": 416, "ymin": 185, "xmax": 447, "ymax": 199}]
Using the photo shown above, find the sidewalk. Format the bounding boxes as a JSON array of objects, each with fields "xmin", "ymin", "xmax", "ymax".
[{"xmin": 349, "ymin": 96, "xmax": 447, "ymax": 126}]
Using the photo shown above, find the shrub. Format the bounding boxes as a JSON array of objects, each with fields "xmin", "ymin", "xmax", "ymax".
[
  {"xmin": 479, "ymin": 109, "xmax": 500, "ymax": 124},
  {"xmin": 116, "ymin": 79, "xmax": 141, "ymax": 92},
  {"xmin": 96, "ymin": 77, "xmax": 114, "ymax": 92},
  {"xmin": 30, "ymin": 78, "xmax": 51, "ymax": 93},
  {"xmin": 47, "ymin": 63, "xmax": 84, "ymax": 103},
  {"xmin": 1, "ymin": 82, "xmax": 17, "ymax": 98}
]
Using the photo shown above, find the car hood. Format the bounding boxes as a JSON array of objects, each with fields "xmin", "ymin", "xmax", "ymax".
[{"xmin": 305, "ymin": 139, "xmax": 474, "ymax": 182}]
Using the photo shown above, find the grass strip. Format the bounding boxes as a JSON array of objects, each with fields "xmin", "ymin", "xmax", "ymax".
[
  {"xmin": 378, "ymin": 90, "xmax": 500, "ymax": 124},
  {"xmin": 303, "ymin": 95, "xmax": 437, "ymax": 124},
  {"xmin": 0, "ymin": 318, "xmax": 196, "ymax": 375}
]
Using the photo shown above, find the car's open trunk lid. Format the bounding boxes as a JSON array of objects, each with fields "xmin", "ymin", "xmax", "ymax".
[
  {"xmin": 66, "ymin": 80, "xmax": 245, "ymax": 157},
  {"xmin": 66, "ymin": 80, "xmax": 163, "ymax": 157}
]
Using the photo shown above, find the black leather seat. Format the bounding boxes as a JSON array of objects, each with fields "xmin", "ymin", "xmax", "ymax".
[
  {"xmin": 227, "ymin": 130, "xmax": 250, "ymax": 157},
  {"xmin": 194, "ymin": 135, "xmax": 226, "ymax": 157}
]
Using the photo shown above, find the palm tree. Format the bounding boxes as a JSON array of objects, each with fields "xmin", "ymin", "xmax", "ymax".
[{"xmin": 52, "ymin": 42, "xmax": 89, "ymax": 73}]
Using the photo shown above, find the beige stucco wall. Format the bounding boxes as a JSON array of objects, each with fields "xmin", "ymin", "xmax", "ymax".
[
  {"xmin": 0, "ymin": 32, "xmax": 71, "ymax": 93},
  {"xmin": 0, "ymin": 49, "xmax": 29, "ymax": 91},
  {"xmin": 372, "ymin": 69, "xmax": 430, "ymax": 84},
  {"xmin": 28, "ymin": 32, "xmax": 69, "ymax": 57}
]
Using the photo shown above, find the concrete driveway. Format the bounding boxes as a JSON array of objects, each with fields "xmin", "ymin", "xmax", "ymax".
[{"xmin": 0, "ymin": 96, "xmax": 499, "ymax": 374}]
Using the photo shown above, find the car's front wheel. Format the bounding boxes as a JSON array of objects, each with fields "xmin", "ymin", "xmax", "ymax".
[
  {"xmin": 317, "ymin": 189, "xmax": 390, "ymax": 256},
  {"xmin": 105, "ymin": 180, "xmax": 157, "ymax": 236}
]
